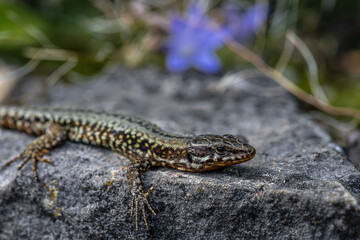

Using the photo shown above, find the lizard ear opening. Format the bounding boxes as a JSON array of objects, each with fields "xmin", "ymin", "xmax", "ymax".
[{"xmin": 187, "ymin": 153, "xmax": 194, "ymax": 163}]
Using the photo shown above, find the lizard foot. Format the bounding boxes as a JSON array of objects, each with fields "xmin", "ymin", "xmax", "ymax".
[
  {"xmin": 2, "ymin": 148, "xmax": 51, "ymax": 180},
  {"xmin": 130, "ymin": 186, "xmax": 156, "ymax": 230},
  {"xmin": 2, "ymin": 123, "xmax": 66, "ymax": 180}
]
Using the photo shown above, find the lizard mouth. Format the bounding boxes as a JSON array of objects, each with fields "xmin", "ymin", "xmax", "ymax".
[
  {"xmin": 233, "ymin": 143, "xmax": 256, "ymax": 161},
  {"xmin": 202, "ymin": 145, "xmax": 256, "ymax": 170}
]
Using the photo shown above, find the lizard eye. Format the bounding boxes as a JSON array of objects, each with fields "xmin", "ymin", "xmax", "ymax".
[{"xmin": 215, "ymin": 147, "xmax": 226, "ymax": 154}]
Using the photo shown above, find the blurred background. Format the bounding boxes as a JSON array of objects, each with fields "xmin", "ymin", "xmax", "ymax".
[{"xmin": 0, "ymin": 0, "xmax": 360, "ymax": 166}]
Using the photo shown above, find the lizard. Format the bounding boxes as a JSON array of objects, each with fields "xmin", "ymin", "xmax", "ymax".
[{"xmin": 0, "ymin": 105, "xmax": 256, "ymax": 230}]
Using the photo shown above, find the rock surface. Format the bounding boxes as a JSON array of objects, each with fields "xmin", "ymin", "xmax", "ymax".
[{"xmin": 0, "ymin": 68, "xmax": 359, "ymax": 240}]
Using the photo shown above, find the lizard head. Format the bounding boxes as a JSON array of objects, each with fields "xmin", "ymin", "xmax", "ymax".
[{"xmin": 184, "ymin": 134, "xmax": 256, "ymax": 172}]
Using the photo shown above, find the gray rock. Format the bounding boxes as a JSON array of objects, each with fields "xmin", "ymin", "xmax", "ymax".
[
  {"xmin": 347, "ymin": 130, "xmax": 360, "ymax": 170},
  {"xmin": 0, "ymin": 68, "xmax": 359, "ymax": 240}
]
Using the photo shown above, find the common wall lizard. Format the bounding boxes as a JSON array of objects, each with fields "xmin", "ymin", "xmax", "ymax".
[{"xmin": 0, "ymin": 106, "xmax": 256, "ymax": 230}]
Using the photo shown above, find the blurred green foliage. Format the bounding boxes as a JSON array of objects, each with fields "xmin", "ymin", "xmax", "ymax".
[{"xmin": 0, "ymin": 2, "xmax": 45, "ymax": 60}]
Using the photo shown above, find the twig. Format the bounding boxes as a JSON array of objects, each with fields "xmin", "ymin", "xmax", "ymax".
[{"xmin": 225, "ymin": 38, "xmax": 360, "ymax": 120}]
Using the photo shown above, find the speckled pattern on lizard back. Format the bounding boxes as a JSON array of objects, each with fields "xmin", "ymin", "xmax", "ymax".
[{"xmin": 0, "ymin": 105, "xmax": 256, "ymax": 230}]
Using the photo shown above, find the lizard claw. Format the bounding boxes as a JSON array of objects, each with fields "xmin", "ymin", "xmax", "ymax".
[
  {"xmin": 3, "ymin": 147, "xmax": 51, "ymax": 180},
  {"xmin": 2, "ymin": 123, "xmax": 65, "ymax": 181},
  {"xmin": 130, "ymin": 186, "xmax": 156, "ymax": 230}
]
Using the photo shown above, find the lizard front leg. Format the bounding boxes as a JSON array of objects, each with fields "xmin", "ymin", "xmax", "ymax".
[
  {"xmin": 2, "ymin": 123, "xmax": 67, "ymax": 180},
  {"xmin": 126, "ymin": 160, "xmax": 156, "ymax": 230}
]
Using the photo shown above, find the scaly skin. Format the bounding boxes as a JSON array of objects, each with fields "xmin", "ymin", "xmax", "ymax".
[{"xmin": 0, "ymin": 106, "xmax": 256, "ymax": 230}]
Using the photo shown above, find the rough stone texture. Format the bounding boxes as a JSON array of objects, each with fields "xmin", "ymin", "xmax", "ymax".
[
  {"xmin": 0, "ymin": 68, "xmax": 359, "ymax": 240},
  {"xmin": 347, "ymin": 130, "xmax": 360, "ymax": 170}
]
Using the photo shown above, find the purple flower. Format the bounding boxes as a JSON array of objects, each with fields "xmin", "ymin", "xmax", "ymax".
[
  {"xmin": 166, "ymin": 2, "xmax": 225, "ymax": 74},
  {"xmin": 223, "ymin": 3, "xmax": 267, "ymax": 43}
]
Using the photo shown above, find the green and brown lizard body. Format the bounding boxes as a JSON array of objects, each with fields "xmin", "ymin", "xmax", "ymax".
[{"xmin": 0, "ymin": 106, "xmax": 256, "ymax": 230}]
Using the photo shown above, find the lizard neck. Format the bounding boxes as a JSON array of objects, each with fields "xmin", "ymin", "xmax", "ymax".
[{"xmin": 111, "ymin": 129, "xmax": 192, "ymax": 166}]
